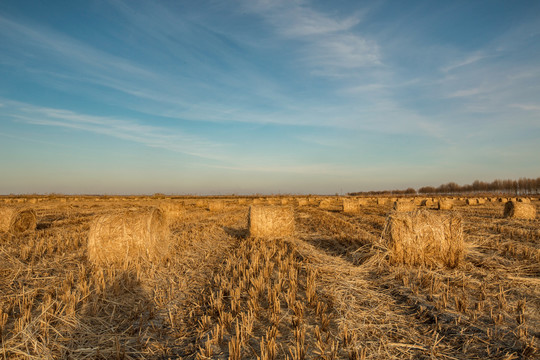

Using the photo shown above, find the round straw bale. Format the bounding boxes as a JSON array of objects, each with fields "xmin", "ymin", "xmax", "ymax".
[
  {"xmin": 281, "ymin": 198, "xmax": 289, "ymax": 205},
  {"xmin": 248, "ymin": 205, "xmax": 294, "ymax": 238},
  {"xmin": 420, "ymin": 199, "xmax": 431, "ymax": 207},
  {"xmin": 466, "ymin": 198, "xmax": 477, "ymax": 205},
  {"xmin": 437, "ymin": 199, "xmax": 453, "ymax": 210},
  {"xmin": 208, "ymin": 200, "xmax": 225, "ymax": 212},
  {"xmin": 343, "ymin": 198, "xmax": 361, "ymax": 213},
  {"xmin": 87, "ymin": 208, "xmax": 170, "ymax": 267},
  {"xmin": 159, "ymin": 201, "xmax": 184, "ymax": 220},
  {"xmin": 297, "ymin": 199, "xmax": 308, "ymax": 206},
  {"xmin": 357, "ymin": 198, "xmax": 368, "ymax": 205},
  {"xmin": 376, "ymin": 198, "xmax": 388, "ymax": 205},
  {"xmin": 477, "ymin": 198, "xmax": 486, "ymax": 205},
  {"xmin": 393, "ymin": 200, "xmax": 416, "ymax": 212},
  {"xmin": 382, "ymin": 210, "xmax": 464, "ymax": 268},
  {"xmin": 503, "ymin": 201, "xmax": 536, "ymax": 220},
  {"xmin": 0, "ymin": 207, "xmax": 37, "ymax": 234},
  {"xmin": 517, "ymin": 198, "xmax": 531, "ymax": 203}
]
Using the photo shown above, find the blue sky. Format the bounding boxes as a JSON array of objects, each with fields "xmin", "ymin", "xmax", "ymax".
[{"xmin": 1, "ymin": 0, "xmax": 539, "ymax": 195}]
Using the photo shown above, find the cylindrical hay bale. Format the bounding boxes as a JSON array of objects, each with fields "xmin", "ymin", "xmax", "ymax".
[
  {"xmin": 28, "ymin": 198, "xmax": 37, "ymax": 204},
  {"xmin": 420, "ymin": 199, "xmax": 431, "ymax": 207},
  {"xmin": 248, "ymin": 205, "xmax": 294, "ymax": 238},
  {"xmin": 281, "ymin": 199, "xmax": 289, "ymax": 205},
  {"xmin": 517, "ymin": 198, "xmax": 531, "ymax": 203},
  {"xmin": 208, "ymin": 200, "xmax": 225, "ymax": 212},
  {"xmin": 376, "ymin": 198, "xmax": 388, "ymax": 205},
  {"xmin": 87, "ymin": 208, "xmax": 170, "ymax": 267},
  {"xmin": 477, "ymin": 198, "xmax": 486, "ymax": 205},
  {"xmin": 393, "ymin": 200, "xmax": 416, "ymax": 212},
  {"xmin": 382, "ymin": 210, "xmax": 464, "ymax": 268},
  {"xmin": 343, "ymin": 199, "xmax": 361, "ymax": 213},
  {"xmin": 503, "ymin": 201, "xmax": 536, "ymax": 220},
  {"xmin": 437, "ymin": 199, "xmax": 453, "ymax": 210},
  {"xmin": 297, "ymin": 199, "xmax": 308, "ymax": 206},
  {"xmin": 0, "ymin": 207, "xmax": 37, "ymax": 233},
  {"xmin": 159, "ymin": 202, "xmax": 184, "ymax": 220},
  {"xmin": 466, "ymin": 199, "xmax": 477, "ymax": 205}
]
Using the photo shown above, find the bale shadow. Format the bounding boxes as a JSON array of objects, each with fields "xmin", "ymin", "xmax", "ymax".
[
  {"xmin": 67, "ymin": 267, "xmax": 159, "ymax": 359},
  {"xmin": 223, "ymin": 226, "xmax": 248, "ymax": 239}
]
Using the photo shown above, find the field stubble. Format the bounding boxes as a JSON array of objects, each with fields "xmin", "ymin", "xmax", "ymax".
[{"xmin": 0, "ymin": 197, "xmax": 538, "ymax": 359}]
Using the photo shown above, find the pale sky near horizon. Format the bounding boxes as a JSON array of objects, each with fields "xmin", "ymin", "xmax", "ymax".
[{"xmin": 1, "ymin": 0, "xmax": 539, "ymax": 195}]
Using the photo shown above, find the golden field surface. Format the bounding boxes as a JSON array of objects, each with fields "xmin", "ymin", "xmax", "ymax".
[{"xmin": 0, "ymin": 196, "xmax": 539, "ymax": 359}]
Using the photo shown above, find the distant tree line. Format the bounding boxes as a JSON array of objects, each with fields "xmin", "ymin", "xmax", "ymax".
[{"xmin": 349, "ymin": 177, "xmax": 540, "ymax": 196}]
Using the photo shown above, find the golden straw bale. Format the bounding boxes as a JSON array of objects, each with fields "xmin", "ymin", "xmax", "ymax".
[
  {"xmin": 208, "ymin": 200, "xmax": 225, "ymax": 212},
  {"xmin": 503, "ymin": 201, "xmax": 536, "ymax": 220},
  {"xmin": 0, "ymin": 207, "xmax": 37, "ymax": 233},
  {"xmin": 466, "ymin": 199, "xmax": 477, "ymax": 205},
  {"xmin": 376, "ymin": 198, "xmax": 388, "ymax": 205},
  {"xmin": 357, "ymin": 198, "xmax": 368, "ymax": 205},
  {"xmin": 517, "ymin": 198, "xmax": 531, "ymax": 203},
  {"xmin": 437, "ymin": 199, "xmax": 454, "ymax": 210},
  {"xmin": 382, "ymin": 210, "xmax": 464, "ymax": 268},
  {"xmin": 196, "ymin": 199, "xmax": 207, "ymax": 208},
  {"xmin": 297, "ymin": 199, "xmax": 308, "ymax": 206},
  {"xmin": 393, "ymin": 200, "xmax": 416, "ymax": 212},
  {"xmin": 477, "ymin": 198, "xmax": 486, "ymax": 205},
  {"xmin": 28, "ymin": 198, "xmax": 37, "ymax": 204},
  {"xmin": 420, "ymin": 199, "xmax": 431, "ymax": 207},
  {"xmin": 248, "ymin": 205, "xmax": 294, "ymax": 238},
  {"xmin": 343, "ymin": 199, "xmax": 361, "ymax": 213},
  {"xmin": 281, "ymin": 199, "xmax": 289, "ymax": 205},
  {"xmin": 159, "ymin": 201, "xmax": 184, "ymax": 220},
  {"xmin": 87, "ymin": 208, "xmax": 170, "ymax": 267}
]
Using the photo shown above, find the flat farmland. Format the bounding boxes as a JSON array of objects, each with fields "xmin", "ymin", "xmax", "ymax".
[{"xmin": 0, "ymin": 197, "xmax": 538, "ymax": 359}]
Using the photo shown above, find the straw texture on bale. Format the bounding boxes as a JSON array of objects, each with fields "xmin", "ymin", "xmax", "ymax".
[
  {"xmin": 477, "ymin": 198, "xmax": 486, "ymax": 205},
  {"xmin": 393, "ymin": 201, "xmax": 416, "ymax": 212},
  {"xmin": 87, "ymin": 208, "xmax": 170, "ymax": 267},
  {"xmin": 248, "ymin": 205, "xmax": 294, "ymax": 238},
  {"xmin": 159, "ymin": 202, "xmax": 184, "ymax": 219},
  {"xmin": 382, "ymin": 210, "xmax": 464, "ymax": 268},
  {"xmin": 517, "ymin": 198, "xmax": 531, "ymax": 203},
  {"xmin": 466, "ymin": 199, "xmax": 478, "ymax": 205},
  {"xmin": 297, "ymin": 199, "xmax": 308, "ymax": 206},
  {"xmin": 437, "ymin": 199, "xmax": 453, "ymax": 210},
  {"xmin": 208, "ymin": 200, "xmax": 225, "ymax": 212},
  {"xmin": 343, "ymin": 199, "xmax": 361, "ymax": 213},
  {"xmin": 503, "ymin": 201, "xmax": 536, "ymax": 220},
  {"xmin": 419, "ymin": 199, "xmax": 429, "ymax": 206},
  {"xmin": 0, "ymin": 207, "xmax": 37, "ymax": 233},
  {"xmin": 376, "ymin": 198, "xmax": 388, "ymax": 205}
]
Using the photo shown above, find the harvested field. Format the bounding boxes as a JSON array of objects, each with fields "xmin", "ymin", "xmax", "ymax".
[{"xmin": 0, "ymin": 196, "xmax": 538, "ymax": 359}]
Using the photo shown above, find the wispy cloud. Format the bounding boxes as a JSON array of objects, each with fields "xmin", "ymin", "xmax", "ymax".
[
  {"xmin": 441, "ymin": 53, "xmax": 488, "ymax": 73},
  {"xmin": 510, "ymin": 103, "xmax": 540, "ymax": 111},
  {"xmin": 242, "ymin": 0, "xmax": 380, "ymax": 75},
  {"xmin": 2, "ymin": 100, "xmax": 225, "ymax": 161}
]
